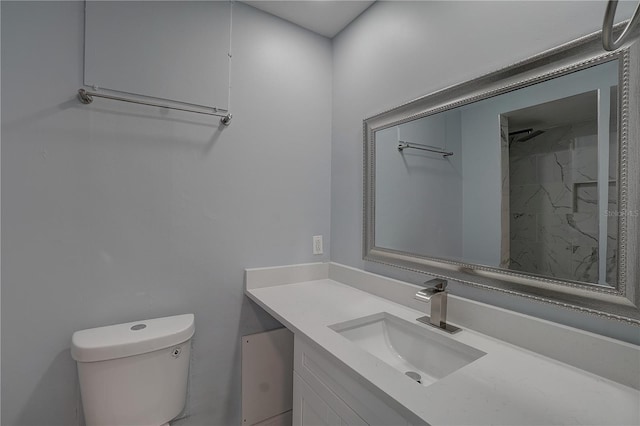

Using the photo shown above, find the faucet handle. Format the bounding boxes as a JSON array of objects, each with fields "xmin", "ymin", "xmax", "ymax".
[
  {"xmin": 415, "ymin": 278, "xmax": 448, "ymax": 303},
  {"xmin": 424, "ymin": 278, "xmax": 447, "ymax": 291}
]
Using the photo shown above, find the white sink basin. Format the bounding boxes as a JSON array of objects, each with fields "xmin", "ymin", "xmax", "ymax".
[{"xmin": 330, "ymin": 312, "xmax": 486, "ymax": 386}]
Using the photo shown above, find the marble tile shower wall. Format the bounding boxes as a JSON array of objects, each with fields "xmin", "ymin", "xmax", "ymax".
[{"xmin": 508, "ymin": 122, "xmax": 618, "ymax": 284}]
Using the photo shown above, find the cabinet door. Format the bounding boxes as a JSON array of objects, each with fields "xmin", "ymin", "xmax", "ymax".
[
  {"xmin": 294, "ymin": 336, "xmax": 418, "ymax": 425},
  {"xmin": 293, "ymin": 373, "xmax": 368, "ymax": 426}
]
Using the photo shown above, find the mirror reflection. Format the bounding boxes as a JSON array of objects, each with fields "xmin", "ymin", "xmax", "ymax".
[
  {"xmin": 504, "ymin": 89, "xmax": 618, "ymax": 285},
  {"xmin": 374, "ymin": 59, "xmax": 619, "ymax": 286}
]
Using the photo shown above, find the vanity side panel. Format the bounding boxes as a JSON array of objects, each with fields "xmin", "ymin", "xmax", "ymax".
[{"xmin": 242, "ymin": 328, "xmax": 294, "ymax": 425}]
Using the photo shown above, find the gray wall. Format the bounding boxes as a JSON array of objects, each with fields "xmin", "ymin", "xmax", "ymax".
[
  {"xmin": 84, "ymin": 1, "xmax": 231, "ymax": 108},
  {"xmin": 330, "ymin": 0, "xmax": 640, "ymax": 343},
  {"xmin": 1, "ymin": 2, "xmax": 331, "ymax": 425}
]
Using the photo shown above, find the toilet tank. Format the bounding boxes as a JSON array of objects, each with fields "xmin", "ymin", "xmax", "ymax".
[{"xmin": 71, "ymin": 314, "xmax": 195, "ymax": 426}]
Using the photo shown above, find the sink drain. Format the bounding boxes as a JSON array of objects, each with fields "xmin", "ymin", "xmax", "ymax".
[{"xmin": 405, "ymin": 371, "xmax": 422, "ymax": 384}]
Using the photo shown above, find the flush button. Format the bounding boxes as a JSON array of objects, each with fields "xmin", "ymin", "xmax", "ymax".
[{"xmin": 130, "ymin": 324, "xmax": 146, "ymax": 331}]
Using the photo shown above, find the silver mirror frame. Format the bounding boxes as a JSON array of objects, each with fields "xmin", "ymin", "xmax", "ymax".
[{"xmin": 363, "ymin": 26, "xmax": 640, "ymax": 325}]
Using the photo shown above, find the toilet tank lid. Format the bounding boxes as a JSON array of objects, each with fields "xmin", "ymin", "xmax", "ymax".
[{"xmin": 71, "ymin": 313, "xmax": 195, "ymax": 362}]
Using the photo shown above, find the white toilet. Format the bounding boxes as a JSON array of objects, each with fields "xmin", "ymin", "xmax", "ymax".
[{"xmin": 71, "ymin": 313, "xmax": 195, "ymax": 426}]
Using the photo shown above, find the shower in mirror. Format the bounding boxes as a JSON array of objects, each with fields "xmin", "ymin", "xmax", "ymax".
[{"xmin": 503, "ymin": 89, "xmax": 619, "ymax": 286}]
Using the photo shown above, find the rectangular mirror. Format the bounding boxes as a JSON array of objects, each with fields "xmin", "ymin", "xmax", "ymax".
[{"xmin": 364, "ymin": 29, "xmax": 640, "ymax": 324}]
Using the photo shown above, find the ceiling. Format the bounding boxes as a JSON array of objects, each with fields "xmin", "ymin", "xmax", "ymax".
[
  {"xmin": 505, "ymin": 90, "xmax": 599, "ymax": 131},
  {"xmin": 242, "ymin": 1, "xmax": 375, "ymax": 38}
]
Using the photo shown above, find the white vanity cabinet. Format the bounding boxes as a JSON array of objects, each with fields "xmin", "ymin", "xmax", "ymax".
[
  {"xmin": 247, "ymin": 264, "xmax": 640, "ymax": 426},
  {"xmin": 293, "ymin": 335, "xmax": 420, "ymax": 426}
]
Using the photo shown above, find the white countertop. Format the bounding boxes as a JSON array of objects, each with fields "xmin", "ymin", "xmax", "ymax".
[{"xmin": 245, "ymin": 266, "xmax": 640, "ymax": 426}]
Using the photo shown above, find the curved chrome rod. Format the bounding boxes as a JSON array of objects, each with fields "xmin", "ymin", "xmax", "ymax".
[
  {"xmin": 77, "ymin": 89, "xmax": 232, "ymax": 126},
  {"xmin": 397, "ymin": 141, "xmax": 453, "ymax": 157},
  {"xmin": 602, "ymin": 0, "xmax": 640, "ymax": 51}
]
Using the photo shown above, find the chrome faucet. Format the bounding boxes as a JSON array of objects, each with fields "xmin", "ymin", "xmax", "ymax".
[{"xmin": 414, "ymin": 279, "xmax": 461, "ymax": 333}]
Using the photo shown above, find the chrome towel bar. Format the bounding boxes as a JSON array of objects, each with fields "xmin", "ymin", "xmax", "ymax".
[
  {"xmin": 77, "ymin": 89, "xmax": 232, "ymax": 126},
  {"xmin": 397, "ymin": 141, "xmax": 453, "ymax": 157}
]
